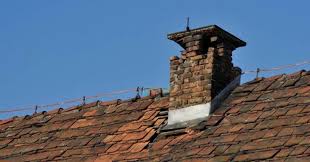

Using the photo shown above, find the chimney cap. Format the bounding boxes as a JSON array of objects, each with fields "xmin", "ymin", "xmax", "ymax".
[{"xmin": 167, "ymin": 25, "xmax": 246, "ymax": 49}]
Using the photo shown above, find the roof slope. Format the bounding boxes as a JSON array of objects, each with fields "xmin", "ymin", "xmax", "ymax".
[{"xmin": 0, "ymin": 70, "xmax": 309, "ymax": 162}]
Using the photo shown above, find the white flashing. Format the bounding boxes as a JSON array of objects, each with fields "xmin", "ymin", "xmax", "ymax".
[
  {"xmin": 168, "ymin": 103, "xmax": 211, "ymax": 125},
  {"xmin": 167, "ymin": 75, "xmax": 241, "ymax": 126}
]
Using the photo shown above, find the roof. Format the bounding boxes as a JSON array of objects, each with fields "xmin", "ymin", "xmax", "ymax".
[
  {"xmin": 167, "ymin": 25, "xmax": 246, "ymax": 48},
  {"xmin": 0, "ymin": 70, "xmax": 309, "ymax": 162}
]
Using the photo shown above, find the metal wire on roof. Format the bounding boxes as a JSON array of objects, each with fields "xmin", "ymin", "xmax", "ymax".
[{"xmin": 0, "ymin": 60, "xmax": 309, "ymax": 115}]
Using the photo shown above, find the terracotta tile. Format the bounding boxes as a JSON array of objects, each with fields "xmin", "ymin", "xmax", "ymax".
[
  {"xmin": 106, "ymin": 143, "xmax": 122, "ymax": 153},
  {"xmin": 206, "ymin": 156, "xmax": 231, "ymax": 162},
  {"xmin": 224, "ymin": 145, "xmax": 241, "ymax": 154},
  {"xmin": 275, "ymin": 148, "xmax": 292, "ymax": 158},
  {"xmin": 213, "ymin": 145, "xmax": 229, "ymax": 155},
  {"xmin": 56, "ymin": 129, "xmax": 87, "ymax": 138},
  {"xmin": 129, "ymin": 142, "xmax": 149, "ymax": 152},
  {"xmin": 0, "ymin": 118, "xmax": 14, "ymax": 126},
  {"xmin": 277, "ymin": 127, "xmax": 294, "ymax": 137},
  {"xmin": 289, "ymin": 146, "xmax": 307, "ymax": 156},
  {"xmin": 24, "ymin": 150, "xmax": 64, "ymax": 161},
  {"xmin": 154, "ymin": 118, "xmax": 165, "ymax": 127},
  {"xmin": 234, "ymin": 150, "xmax": 279, "ymax": 161},
  {"xmin": 111, "ymin": 133, "xmax": 127, "ymax": 142},
  {"xmin": 151, "ymin": 139, "xmax": 171, "ymax": 150},
  {"xmin": 94, "ymin": 155, "xmax": 113, "ymax": 162},
  {"xmin": 241, "ymin": 139, "xmax": 271, "ymax": 151},
  {"xmin": 198, "ymin": 145, "xmax": 216, "ymax": 155},
  {"xmin": 122, "ymin": 130, "xmax": 149, "ymax": 141},
  {"xmin": 0, "ymin": 138, "xmax": 13, "ymax": 146},
  {"xmin": 102, "ymin": 135, "xmax": 116, "ymax": 143},
  {"xmin": 118, "ymin": 122, "xmax": 141, "ymax": 132},
  {"xmin": 70, "ymin": 119, "xmax": 97, "ymax": 128},
  {"xmin": 139, "ymin": 111, "xmax": 157, "ymax": 121},
  {"xmin": 285, "ymin": 136, "xmax": 304, "ymax": 146},
  {"xmin": 83, "ymin": 109, "xmax": 98, "ymax": 117},
  {"xmin": 286, "ymin": 106, "xmax": 305, "ymax": 115},
  {"xmin": 142, "ymin": 129, "xmax": 156, "ymax": 141}
]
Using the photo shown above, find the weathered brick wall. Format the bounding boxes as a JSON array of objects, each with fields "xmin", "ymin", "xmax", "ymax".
[{"xmin": 169, "ymin": 34, "xmax": 241, "ymax": 109}]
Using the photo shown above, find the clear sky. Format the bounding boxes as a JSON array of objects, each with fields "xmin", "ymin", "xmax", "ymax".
[{"xmin": 0, "ymin": 1, "xmax": 309, "ymax": 119}]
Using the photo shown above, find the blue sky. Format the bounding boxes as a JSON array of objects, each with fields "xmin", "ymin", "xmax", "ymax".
[{"xmin": 0, "ymin": 1, "xmax": 309, "ymax": 119}]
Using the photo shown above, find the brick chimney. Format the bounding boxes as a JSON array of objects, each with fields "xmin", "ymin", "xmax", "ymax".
[{"xmin": 167, "ymin": 25, "xmax": 246, "ymax": 125}]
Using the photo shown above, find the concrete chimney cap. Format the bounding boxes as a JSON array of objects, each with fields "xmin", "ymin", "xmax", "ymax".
[{"xmin": 167, "ymin": 25, "xmax": 246, "ymax": 49}]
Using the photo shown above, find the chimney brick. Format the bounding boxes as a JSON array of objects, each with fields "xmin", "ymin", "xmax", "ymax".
[{"xmin": 167, "ymin": 25, "xmax": 246, "ymax": 109}]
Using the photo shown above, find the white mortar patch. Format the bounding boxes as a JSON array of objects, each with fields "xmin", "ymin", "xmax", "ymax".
[{"xmin": 168, "ymin": 103, "xmax": 211, "ymax": 125}]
